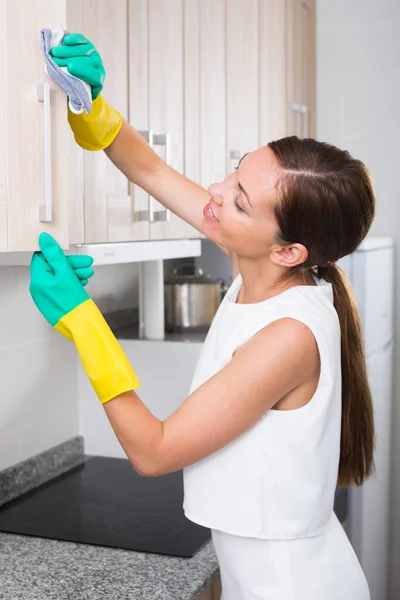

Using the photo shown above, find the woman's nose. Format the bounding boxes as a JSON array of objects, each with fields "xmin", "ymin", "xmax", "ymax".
[{"xmin": 208, "ymin": 183, "xmax": 223, "ymax": 206}]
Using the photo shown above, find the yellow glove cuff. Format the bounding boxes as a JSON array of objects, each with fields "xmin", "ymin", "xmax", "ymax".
[
  {"xmin": 68, "ymin": 95, "xmax": 123, "ymax": 151},
  {"xmin": 55, "ymin": 298, "xmax": 141, "ymax": 403}
]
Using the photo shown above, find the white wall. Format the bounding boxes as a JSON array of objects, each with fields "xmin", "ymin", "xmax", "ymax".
[
  {"xmin": 0, "ymin": 267, "xmax": 78, "ymax": 470},
  {"xmin": 79, "ymin": 338, "xmax": 203, "ymax": 457},
  {"xmin": 317, "ymin": 1, "xmax": 400, "ymax": 598},
  {"xmin": 0, "ymin": 257, "xmax": 194, "ymax": 469},
  {"xmin": 0, "ymin": 262, "xmax": 140, "ymax": 471},
  {"xmin": 84, "ymin": 263, "xmax": 139, "ymax": 314}
]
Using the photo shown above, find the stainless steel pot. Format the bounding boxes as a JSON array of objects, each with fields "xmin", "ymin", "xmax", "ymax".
[{"xmin": 164, "ymin": 264, "xmax": 228, "ymax": 331}]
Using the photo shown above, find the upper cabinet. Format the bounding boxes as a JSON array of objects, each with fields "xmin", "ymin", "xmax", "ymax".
[
  {"xmin": 71, "ymin": 0, "xmax": 198, "ymax": 244},
  {"xmin": 182, "ymin": 0, "xmax": 315, "ymax": 190},
  {"xmin": 129, "ymin": 0, "xmax": 198, "ymax": 241},
  {"xmin": 226, "ymin": 0, "xmax": 261, "ymax": 167},
  {"xmin": 0, "ymin": 0, "xmax": 315, "ymax": 252},
  {"xmin": 70, "ymin": 0, "xmax": 315, "ymax": 244},
  {"xmin": 286, "ymin": 0, "xmax": 316, "ymax": 138},
  {"xmin": 67, "ymin": 0, "xmax": 131, "ymax": 245},
  {"xmin": 0, "ymin": 0, "xmax": 83, "ymax": 252}
]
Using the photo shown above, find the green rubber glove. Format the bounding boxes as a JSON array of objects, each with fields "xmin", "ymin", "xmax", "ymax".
[
  {"xmin": 30, "ymin": 233, "xmax": 93, "ymax": 327},
  {"xmin": 66, "ymin": 254, "xmax": 94, "ymax": 287},
  {"xmin": 50, "ymin": 33, "xmax": 105, "ymax": 100},
  {"xmin": 29, "ymin": 233, "xmax": 140, "ymax": 404}
]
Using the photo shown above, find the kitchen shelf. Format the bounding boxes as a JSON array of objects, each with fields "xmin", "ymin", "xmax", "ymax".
[
  {"xmin": 114, "ymin": 322, "xmax": 209, "ymax": 344},
  {"xmin": 0, "ymin": 239, "xmax": 201, "ymax": 266}
]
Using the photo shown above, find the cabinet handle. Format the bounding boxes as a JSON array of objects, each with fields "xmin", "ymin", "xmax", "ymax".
[
  {"xmin": 136, "ymin": 131, "xmax": 170, "ymax": 223},
  {"xmin": 134, "ymin": 130, "xmax": 154, "ymax": 222},
  {"xmin": 290, "ymin": 103, "xmax": 308, "ymax": 138},
  {"xmin": 303, "ymin": 105, "xmax": 309, "ymax": 138},
  {"xmin": 229, "ymin": 150, "xmax": 242, "ymax": 174},
  {"xmin": 152, "ymin": 134, "xmax": 170, "ymax": 223},
  {"xmin": 37, "ymin": 83, "xmax": 53, "ymax": 222}
]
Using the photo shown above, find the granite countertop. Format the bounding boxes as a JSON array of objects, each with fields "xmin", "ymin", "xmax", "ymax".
[
  {"xmin": 0, "ymin": 532, "xmax": 218, "ymax": 600},
  {"xmin": 0, "ymin": 438, "xmax": 219, "ymax": 600}
]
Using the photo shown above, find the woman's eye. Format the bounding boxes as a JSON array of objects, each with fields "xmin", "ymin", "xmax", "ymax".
[{"xmin": 234, "ymin": 199, "xmax": 245, "ymax": 213}]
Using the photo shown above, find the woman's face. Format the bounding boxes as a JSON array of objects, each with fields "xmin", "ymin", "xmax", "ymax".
[{"xmin": 203, "ymin": 146, "xmax": 282, "ymax": 258}]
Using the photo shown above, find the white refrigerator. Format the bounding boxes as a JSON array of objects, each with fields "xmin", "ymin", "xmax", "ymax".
[{"xmin": 338, "ymin": 236, "xmax": 394, "ymax": 600}]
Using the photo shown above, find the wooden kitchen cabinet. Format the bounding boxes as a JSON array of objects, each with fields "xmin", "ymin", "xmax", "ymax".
[
  {"xmin": 0, "ymin": 0, "xmax": 82, "ymax": 252},
  {"xmin": 183, "ymin": 0, "xmax": 315, "ymax": 190},
  {"xmin": 68, "ymin": 0, "xmax": 131, "ymax": 244},
  {"xmin": 227, "ymin": 0, "xmax": 301, "ymax": 161},
  {"xmin": 0, "ymin": 0, "xmax": 315, "ymax": 253},
  {"xmin": 196, "ymin": 574, "xmax": 222, "ymax": 600},
  {"xmin": 68, "ymin": 0, "xmax": 198, "ymax": 244},
  {"xmin": 226, "ymin": 0, "xmax": 260, "ymax": 168},
  {"xmin": 65, "ymin": 0, "xmax": 315, "ymax": 245},
  {"xmin": 184, "ymin": 0, "xmax": 227, "ymax": 189},
  {"xmin": 286, "ymin": 0, "xmax": 316, "ymax": 138},
  {"xmin": 129, "ymin": 0, "xmax": 198, "ymax": 242},
  {"xmin": 259, "ymin": 0, "xmax": 289, "ymax": 146}
]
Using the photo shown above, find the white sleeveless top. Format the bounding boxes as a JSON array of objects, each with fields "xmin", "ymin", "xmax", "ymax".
[{"xmin": 183, "ymin": 274, "xmax": 342, "ymax": 539}]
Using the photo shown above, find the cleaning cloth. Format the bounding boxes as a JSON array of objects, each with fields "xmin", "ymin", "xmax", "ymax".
[{"xmin": 40, "ymin": 28, "xmax": 92, "ymax": 114}]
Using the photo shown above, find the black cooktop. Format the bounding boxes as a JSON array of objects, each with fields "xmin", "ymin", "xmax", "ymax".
[{"xmin": 0, "ymin": 456, "xmax": 210, "ymax": 558}]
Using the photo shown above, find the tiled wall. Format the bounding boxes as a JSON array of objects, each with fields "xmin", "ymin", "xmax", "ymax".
[
  {"xmin": 0, "ymin": 262, "xmax": 140, "ymax": 471},
  {"xmin": 78, "ymin": 338, "xmax": 203, "ymax": 458},
  {"xmin": 0, "ymin": 266, "xmax": 78, "ymax": 470},
  {"xmin": 317, "ymin": 2, "xmax": 400, "ymax": 598}
]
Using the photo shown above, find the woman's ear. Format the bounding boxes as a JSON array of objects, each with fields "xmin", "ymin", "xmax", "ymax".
[{"xmin": 270, "ymin": 243, "xmax": 308, "ymax": 268}]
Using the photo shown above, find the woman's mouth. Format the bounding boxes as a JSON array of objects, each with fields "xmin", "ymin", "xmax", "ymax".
[{"xmin": 203, "ymin": 202, "xmax": 219, "ymax": 222}]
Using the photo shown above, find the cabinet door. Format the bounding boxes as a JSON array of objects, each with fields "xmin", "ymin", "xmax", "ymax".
[
  {"xmin": 66, "ymin": 0, "xmax": 85, "ymax": 244},
  {"xmin": 286, "ymin": 0, "xmax": 316, "ymax": 138},
  {"xmin": 128, "ymin": 0, "xmax": 151, "ymax": 242},
  {"xmin": 185, "ymin": 0, "xmax": 289, "ymax": 182},
  {"xmin": 259, "ymin": 0, "xmax": 288, "ymax": 145},
  {"xmin": 183, "ymin": 0, "xmax": 226, "ymax": 243},
  {"xmin": 226, "ymin": 0, "xmax": 260, "ymax": 170},
  {"xmin": 1, "ymin": 0, "xmax": 74, "ymax": 251},
  {"xmin": 195, "ymin": 0, "xmax": 227, "ymax": 190},
  {"xmin": 129, "ymin": 0, "xmax": 198, "ymax": 242},
  {"xmin": 147, "ymin": 0, "xmax": 198, "ymax": 241},
  {"xmin": 183, "ymin": 0, "xmax": 201, "ymax": 189},
  {"xmin": 74, "ymin": 0, "xmax": 132, "ymax": 244},
  {"xmin": 195, "ymin": 575, "xmax": 222, "ymax": 600}
]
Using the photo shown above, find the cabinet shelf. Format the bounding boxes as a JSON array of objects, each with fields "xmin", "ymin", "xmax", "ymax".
[
  {"xmin": 0, "ymin": 239, "xmax": 201, "ymax": 266},
  {"xmin": 75, "ymin": 239, "xmax": 201, "ymax": 265}
]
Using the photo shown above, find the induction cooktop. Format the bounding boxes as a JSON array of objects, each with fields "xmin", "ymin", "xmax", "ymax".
[{"xmin": 0, "ymin": 456, "xmax": 211, "ymax": 558}]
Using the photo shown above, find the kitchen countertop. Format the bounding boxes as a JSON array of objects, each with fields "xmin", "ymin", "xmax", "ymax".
[
  {"xmin": 0, "ymin": 532, "xmax": 219, "ymax": 600},
  {"xmin": 0, "ymin": 437, "xmax": 347, "ymax": 600},
  {"xmin": 102, "ymin": 308, "xmax": 210, "ymax": 343},
  {"xmin": 0, "ymin": 437, "xmax": 219, "ymax": 600},
  {"xmin": 114, "ymin": 322, "xmax": 209, "ymax": 343}
]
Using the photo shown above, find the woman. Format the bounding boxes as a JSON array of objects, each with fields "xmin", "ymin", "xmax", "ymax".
[{"xmin": 31, "ymin": 34, "xmax": 375, "ymax": 599}]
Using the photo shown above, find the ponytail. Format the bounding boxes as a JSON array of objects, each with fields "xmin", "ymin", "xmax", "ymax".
[
  {"xmin": 318, "ymin": 263, "xmax": 375, "ymax": 486},
  {"xmin": 268, "ymin": 135, "xmax": 376, "ymax": 487}
]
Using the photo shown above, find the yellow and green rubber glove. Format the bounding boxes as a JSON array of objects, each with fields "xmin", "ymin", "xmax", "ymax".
[
  {"xmin": 50, "ymin": 33, "xmax": 105, "ymax": 100},
  {"xmin": 30, "ymin": 233, "xmax": 141, "ymax": 404},
  {"xmin": 50, "ymin": 33, "xmax": 122, "ymax": 151}
]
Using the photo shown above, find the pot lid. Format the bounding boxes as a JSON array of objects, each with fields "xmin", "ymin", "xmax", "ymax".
[{"xmin": 164, "ymin": 264, "xmax": 217, "ymax": 285}]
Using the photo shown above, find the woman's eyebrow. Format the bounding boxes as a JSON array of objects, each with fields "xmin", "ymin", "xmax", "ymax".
[
  {"xmin": 238, "ymin": 181, "xmax": 252, "ymax": 208},
  {"xmin": 236, "ymin": 153, "xmax": 252, "ymax": 208}
]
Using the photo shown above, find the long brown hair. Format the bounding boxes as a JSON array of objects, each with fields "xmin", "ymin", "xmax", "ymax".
[{"xmin": 268, "ymin": 136, "xmax": 375, "ymax": 487}]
